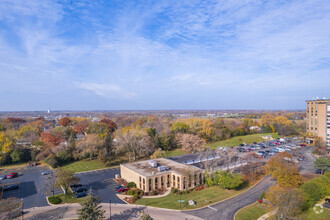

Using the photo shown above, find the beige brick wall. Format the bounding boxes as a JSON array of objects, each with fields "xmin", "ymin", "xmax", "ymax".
[{"xmin": 317, "ymin": 103, "xmax": 327, "ymax": 143}]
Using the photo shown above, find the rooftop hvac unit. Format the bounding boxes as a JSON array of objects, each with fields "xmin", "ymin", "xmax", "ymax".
[
  {"xmin": 157, "ymin": 166, "xmax": 167, "ymax": 172},
  {"xmin": 148, "ymin": 160, "xmax": 157, "ymax": 168}
]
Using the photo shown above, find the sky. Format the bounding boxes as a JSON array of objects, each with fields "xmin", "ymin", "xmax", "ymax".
[{"xmin": 0, "ymin": 0, "xmax": 330, "ymax": 111}]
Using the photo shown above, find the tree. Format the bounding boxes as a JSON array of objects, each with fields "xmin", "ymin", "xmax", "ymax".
[
  {"xmin": 264, "ymin": 152, "xmax": 302, "ymax": 187},
  {"xmin": 10, "ymin": 149, "xmax": 24, "ymax": 163},
  {"xmin": 55, "ymin": 168, "xmax": 79, "ymax": 202},
  {"xmin": 76, "ymin": 192, "xmax": 105, "ymax": 220},
  {"xmin": 99, "ymin": 119, "xmax": 117, "ymax": 132},
  {"xmin": 267, "ymin": 185, "xmax": 305, "ymax": 219},
  {"xmin": 5, "ymin": 117, "xmax": 26, "ymax": 129},
  {"xmin": 59, "ymin": 117, "xmax": 71, "ymax": 127},
  {"xmin": 73, "ymin": 120, "xmax": 90, "ymax": 134},
  {"xmin": 175, "ymin": 133, "xmax": 205, "ymax": 153},
  {"xmin": 314, "ymin": 157, "xmax": 330, "ymax": 175},
  {"xmin": 140, "ymin": 210, "xmax": 153, "ymax": 220},
  {"xmin": 170, "ymin": 122, "xmax": 190, "ymax": 134},
  {"xmin": 74, "ymin": 134, "xmax": 105, "ymax": 159},
  {"xmin": 150, "ymin": 148, "xmax": 166, "ymax": 159},
  {"xmin": 0, "ymin": 132, "xmax": 13, "ymax": 160},
  {"xmin": 241, "ymin": 153, "xmax": 264, "ymax": 181},
  {"xmin": 41, "ymin": 132, "xmax": 62, "ymax": 147}
]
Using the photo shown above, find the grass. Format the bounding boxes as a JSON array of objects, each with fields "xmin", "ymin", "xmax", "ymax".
[
  {"xmin": 207, "ymin": 133, "xmax": 280, "ymax": 149},
  {"xmin": 62, "ymin": 159, "xmax": 108, "ymax": 173},
  {"xmin": 135, "ymin": 186, "xmax": 244, "ymax": 210},
  {"xmin": 48, "ymin": 191, "xmax": 87, "ymax": 204},
  {"xmin": 166, "ymin": 149, "xmax": 186, "ymax": 157},
  {"xmin": 297, "ymin": 205, "xmax": 330, "ymax": 220},
  {"xmin": 235, "ymin": 202, "xmax": 268, "ymax": 220}
]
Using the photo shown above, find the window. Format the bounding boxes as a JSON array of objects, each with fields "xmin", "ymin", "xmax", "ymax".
[{"xmin": 155, "ymin": 177, "xmax": 158, "ymax": 189}]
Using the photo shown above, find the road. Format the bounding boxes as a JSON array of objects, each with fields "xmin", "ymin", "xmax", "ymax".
[
  {"xmin": 20, "ymin": 203, "xmax": 202, "ymax": 220},
  {"xmin": 298, "ymin": 146, "xmax": 316, "ymax": 174},
  {"xmin": 184, "ymin": 176, "xmax": 275, "ymax": 220}
]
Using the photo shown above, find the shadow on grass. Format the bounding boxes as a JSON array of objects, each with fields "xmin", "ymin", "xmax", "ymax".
[{"xmin": 110, "ymin": 206, "xmax": 145, "ymax": 220}]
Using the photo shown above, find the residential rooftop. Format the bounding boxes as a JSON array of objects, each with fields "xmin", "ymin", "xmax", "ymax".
[{"xmin": 121, "ymin": 158, "xmax": 204, "ymax": 177}]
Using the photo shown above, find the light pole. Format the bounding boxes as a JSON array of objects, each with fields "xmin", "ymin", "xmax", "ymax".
[
  {"xmin": 21, "ymin": 198, "xmax": 23, "ymax": 220},
  {"xmin": 109, "ymin": 200, "xmax": 111, "ymax": 220}
]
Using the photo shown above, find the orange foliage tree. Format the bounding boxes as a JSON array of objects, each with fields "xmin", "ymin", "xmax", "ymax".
[{"xmin": 59, "ymin": 117, "xmax": 71, "ymax": 127}]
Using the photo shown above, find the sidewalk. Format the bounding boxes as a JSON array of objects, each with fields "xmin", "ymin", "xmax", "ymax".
[{"xmin": 257, "ymin": 210, "xmax": 276, "ymax": 220}]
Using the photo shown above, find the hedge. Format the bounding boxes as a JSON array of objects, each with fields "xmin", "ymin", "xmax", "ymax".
[{"xmin": 48, "ymin": 196, "xmax": 62, "ymax": 205}]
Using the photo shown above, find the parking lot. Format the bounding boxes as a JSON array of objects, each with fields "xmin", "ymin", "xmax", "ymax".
[
  {"xmin": 75, "ymin": 167, "xmax": 125, "ymax": 204},
  {"xmin": 0, "ymin": 166, "xmax": 51, "ymax": 209}
]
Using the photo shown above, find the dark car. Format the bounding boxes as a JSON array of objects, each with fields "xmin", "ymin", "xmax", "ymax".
[
  {"xmin": 116, "ymin": 185, "xmax": 123, "ymax": 190},
  {"xmin": 238, "ymin": 147, "xmax": 247, "ymax": 152},
  {"xmin": 7, "ymin": 172, "xmax": 18, "ymax": 179},
  {"xmin": 70, "ymin": 184, "xmax": 83, "ymax": 188},
  {"xmin": 72, "ymin": 187, "xmax": 87, "ymax": 194},
  {"xmin": 117, "ymin": 187, "xmax": 129, "ymax": 193},
  {"xmin": 3, "ymin": 184, "xmax": 19, "ymax": 191},
  {"xmin": 74, "ymin": 192, "xmax": 87, "ymax": 198},
  {"xmin": 325, "ymin": 198, "xmax": 330, "ymax": 203},
  {"xmin": 300, "ymin": 143, "xmax": 306, "ymax": 147}
]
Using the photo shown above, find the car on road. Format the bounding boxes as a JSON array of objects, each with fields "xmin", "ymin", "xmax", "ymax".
[
  {"xmin": 3, "ymin": 184, "xmax": 19, "ymax": 191},
  {"xmin": 42, "ymin": 170, "xmax": 52, "ymax": 175},
  {"xmin": 7, "ymin": 172, "xmax": 18, "ymax": 179},
  {"xmin": 0, "ymin": 175, "xmax": 7, "ymax": 180},
  {"xmin": 72, "ymin": 187, "xmax": 87, "ymax": 194},
  {"xmin": 74, "ymin": 192, "xmax": 87, "ymax": 198},
  {"xmin": 70, "ymin": 183, "xmax": 83, "ymax": 188},
  {"xmin": 117, "ymin": 187, "xmax": 129, "ymax": 193}
]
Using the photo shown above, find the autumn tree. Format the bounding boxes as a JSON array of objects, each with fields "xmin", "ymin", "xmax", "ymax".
[
  {"xmin": 241, "ymin": 152, "xmax": 264, "ymax": 181},
  {"xmin": 41, "ymin": 132, "xmax": 62, "ymax": 147},
  {"xmin": 0, "ymin": 132, "xmax": 13, "ymax": 160},
  {"xmin": 99, "ymin": 118, "xmax": 117, "ymax": 132},
  {"xmin": 74, "ymin": 134, "xmax": 106, "ymax": 159},
  {"xmin": 267, "ymin": 185, "xmax": 305, "ymax": 219},
  {"xmin": 73, "ymin": 120, "xmax": 90, "ymax": 134},
  {"xmin": 150, "ymin": 148, "xmax": 166, "ymax": 159},
  {"xmin": 5, "ymin": 117, "xmax": 26, "ymax": 130},
  {"xmin": 114, "ymin": 127, "xmax": 154, "ymax": 161},
  {"xmin": 55, "ymin": 168, "xmax": 79, "ymax": 202},
  {"xmin": 260, "ymin": 114, "xmax": 275, "ymax": 125},
  {"xmin": 59, "ymin": 117, "xmax": 71, "ymax": 127},
  {"xmin": 176, "ymin": 133, "xmax": 206, "ymax": 153},
  {"xmin": 264, "ymin": 152, "xmax": 302, "ymax": 187},
  {"xmin": 170, "ymin": 122, "xmax": 190, "ymax": 134}
]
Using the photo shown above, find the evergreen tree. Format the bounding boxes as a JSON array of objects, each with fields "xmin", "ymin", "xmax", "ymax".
[{"xmin": 76, "ymin": 192, "xmax": 105, "ymax": 220}]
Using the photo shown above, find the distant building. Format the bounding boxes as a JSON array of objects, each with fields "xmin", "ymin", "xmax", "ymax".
[
  {"xmin": 249, "ymin": 126, "xmax": 260, "ymax": 132},
  {"xmin": 306, "ymin": 98, "xmax": 330, "ymax": 147}
]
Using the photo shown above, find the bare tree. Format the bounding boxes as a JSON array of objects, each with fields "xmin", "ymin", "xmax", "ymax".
[{"xmin": 176, "ymin": 133, "xmax": 206, "ymax": 153}]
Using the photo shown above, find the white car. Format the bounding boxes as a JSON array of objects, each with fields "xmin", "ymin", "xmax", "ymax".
[
  {"xmin": 276, "ymin": 147, "xmax": 285, "ymax": 152},
  {"xmin": 42, "ymin": 170, "xmax": 52, "ymax": 175}
]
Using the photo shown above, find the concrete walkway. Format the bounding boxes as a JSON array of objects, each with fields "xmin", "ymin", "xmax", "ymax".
[
  {"xmin": 18, "ymin": 203, "xmax": 203, "ymax": 220},
  {"xmin": 257, "ymin": 210, "xmax": 277, "ymax": 220},
  {"xmin": 142, "ymin": 188, "xmax": 171, "ymax": 198}
]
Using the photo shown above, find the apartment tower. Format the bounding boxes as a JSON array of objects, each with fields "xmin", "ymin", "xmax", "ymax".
[{"xmin": 306, "ymin": 98, "xmax": 330, "ymax": 147}]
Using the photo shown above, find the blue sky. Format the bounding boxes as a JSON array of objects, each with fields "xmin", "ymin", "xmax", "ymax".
[{"xmin": 0, "ymin": 0, "xmax": 330, "ymax": 111}]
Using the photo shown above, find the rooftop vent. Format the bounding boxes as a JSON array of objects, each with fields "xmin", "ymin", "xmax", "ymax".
[
  {"xmin": 157, "ymin": 166, "xmax": 167, "ymax": 172},
  {"xmin": 148, "ymin": 160, "xmax": 157, "ymax": 168}
]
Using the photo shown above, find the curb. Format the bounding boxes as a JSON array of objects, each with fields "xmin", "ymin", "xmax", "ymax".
[
  {"xmin": 180, "ymin": 175, "xmax": 267, "ymax": 212},
  {"xmin": 233, "ymin": 202, "xmax": 258, "ymax": 220},
  {"xmin": 74, "ymin": 166, "xmax": 119, "ymax": 174}
]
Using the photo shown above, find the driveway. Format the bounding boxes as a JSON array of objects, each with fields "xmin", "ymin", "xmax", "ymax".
[
  {"xmin": 184, "ymin": 176, "xmax": 275, "ymax": 220},
  {"xmin": 75, "ymin": 167, "xmax": 125, "ymax": 204},
  {"xmin": 0, "ymin": 166, "xmax": 50, "ymax": 209}
]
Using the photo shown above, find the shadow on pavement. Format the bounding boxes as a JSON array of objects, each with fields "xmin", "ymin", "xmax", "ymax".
[{"xmin": 110, "ymin": 207, "xmax": 145, "ymax": 220}]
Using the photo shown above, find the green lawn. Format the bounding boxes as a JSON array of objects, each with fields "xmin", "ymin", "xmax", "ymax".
[
  {"xmin": 207, "ymin": 133, "xmax": 279, "ymax": 149},
  {"xmin": 235, "ymin": 202, "xmax": 268, "ymax": 220},
  {"xmin": 62, "ymin": 160, "xmax": 110, "ymax": 173},
  {"xmin": 166, "ymin": 149, "xmax": 186, "ymax": 157},
  {"xmin": 48, "ymin": 191, "xmax": 87, "ymax": 204},
  {"xmin": 297, "ymin": 205, "xmax": 330, "ymax": 220},
  {"xmin": 135, "ymin": 186, "xmax": 243, "ymax": 210}
]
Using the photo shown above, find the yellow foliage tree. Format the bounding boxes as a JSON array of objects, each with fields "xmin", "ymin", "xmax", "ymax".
[
  {"xmin": 260, "ymin": 114, "xmax": 275, "ymax": 125},
  {"xmin": 0, "ymin": 132, "xmax": 13, "ymax": 159}
]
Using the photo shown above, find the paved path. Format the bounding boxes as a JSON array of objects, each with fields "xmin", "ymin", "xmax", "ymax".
[
  {"xmin": 19, "ymin": 203, "xmax": 202, "ymax": 220},
  {"xmin": 184, "ymin": 176, "xmax": 275, "ymax": 220}
]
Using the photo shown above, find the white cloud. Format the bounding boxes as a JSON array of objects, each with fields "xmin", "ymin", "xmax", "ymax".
[{"xmin": 73, "ymin": 82, "xmax": 136, "ymax": 99}]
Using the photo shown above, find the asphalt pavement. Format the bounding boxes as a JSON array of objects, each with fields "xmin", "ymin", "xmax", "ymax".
[
  {"xmin": 75, "ymin": 167, "xmax": 125, "ymax": 204},
  {"xmin": 184, "ymin": 176, "xmax": 275, "ymax": 220}
]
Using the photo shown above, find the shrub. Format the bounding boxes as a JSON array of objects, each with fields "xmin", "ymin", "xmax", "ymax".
[
  {"xmin": 48, "ymin": 196, "xmax": 62, "ymax": 204},
  {"xmin": 133, "ymin": 193, "xmax": 139, "ymax": 200},
  {"xmin": 138, "ymin": 190, "xmax": 144, "ymax": 196},
  {"xmin": 171, "ymin": 187, "xmax": 178, "ymax": 194},
  {"xmin": 127, "ymin": 189, "xmax": 135, "ymax": 195},
  {"xmin": 127, "ymin": 182, "xmax": 136, "ymax": 188},
  {"xmin": 151, "ymin": 190, "xmax": 157, "ymax": 196},
  {"xmin": 259, "ymin": 191, "xmax": 266, "ymax": 200},
  {"xmin": 45, "ymin": 154, "xmax": 59, "ymax": 168}
]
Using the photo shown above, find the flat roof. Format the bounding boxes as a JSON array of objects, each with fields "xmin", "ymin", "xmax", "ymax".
[
  {"xmin": 306, "ymin": 99, "xmax": 330, "ymax": 102},
  {"xmin": 121, "ymin": 158, "xmax": 203, "ymax": 177}
]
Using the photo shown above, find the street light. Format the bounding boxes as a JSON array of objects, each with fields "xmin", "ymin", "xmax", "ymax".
[{"xmin": 109, "ymin": 200, "xmax": 112, "ymax": 220}]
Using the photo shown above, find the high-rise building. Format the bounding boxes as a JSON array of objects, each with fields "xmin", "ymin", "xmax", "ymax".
[{"xmin": 306, "ymin": 98, "xmax": 330, "ymax": 147}]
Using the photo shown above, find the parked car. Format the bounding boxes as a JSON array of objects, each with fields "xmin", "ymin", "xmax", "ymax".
[
  {"xmin": 268, "ymin": 142, "xmax": 275, "ymax": 146},
  {"xmin": 325, "ymin": 198, "xmax": 330, "ymax": 203},
  {"xmin": 117, "ymin": 187, "xmax": 129, "ymax": 193},
  {"xmin": 3, "ymin": 184, "xmax": 19, "ymax": 191},
  {"xmin": 7, "ymin": 172, "xmax": 18, "ymax": 179},
  {"xmin": 116, "ymin": 185, "xmax": 123, "ymax": 190},
  {"xmin": 300, "ymin": 143, "xmax": 306, "ymax": 147},
  {"xmin": 265, "ymin": 150, "xmax": 274, "ymax": 156},
  {"xmin": 70, "ymin": 183, "xmax": 83, "ymax": 188},
  {"xmin": 72, "ymin": 187, "xmax": 87, "ymax": 194},
  {"xmin": 272, "ymin": 148, "xmax": 279, "ymax": 152},
  {"xmin": 257, "ymin": 151, "xmax": 265, "ymax": 157},
  {"xmin": 238, "ymin": 147, "xmax": 247, "ymax": 152},
  {"xmin": 42, "ymin": 170, "xmax": 52, "ymax": 175},
  {"xmin": 0, "ymin": 175, "xmax": 7, "ymax": 180},
  {"xmin": 74, "ymin": 192, "xmax": 87, "ymax": 198}
]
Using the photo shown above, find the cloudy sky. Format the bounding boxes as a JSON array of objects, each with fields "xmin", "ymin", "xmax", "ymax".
[{"xmin": 0, "ymin": 0, "xmax": 329, "ymax": 111}]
